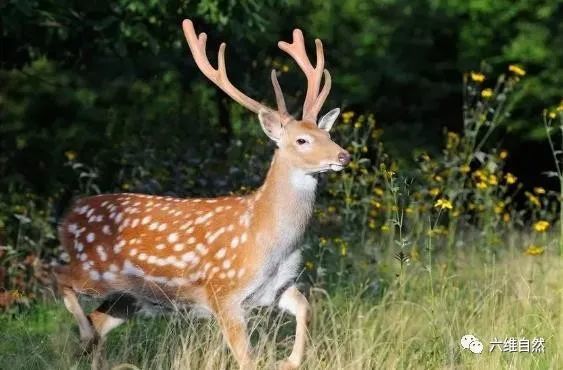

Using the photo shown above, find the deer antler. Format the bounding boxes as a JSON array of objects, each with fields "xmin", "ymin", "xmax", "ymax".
[
  {"xmin": 182, "ymin": 20, "xmax": 291, "ymax": 123},
  {"xmin": 278, "ymin": 29, "xmax": 332, "ymax": 123}
]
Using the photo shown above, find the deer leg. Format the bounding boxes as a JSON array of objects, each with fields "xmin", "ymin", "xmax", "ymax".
[
  {"xmin": 88, "ymin": 294, "xmax": 138, "ymax": 370},
  {"xmin": 62, "ymin": 287, "xmax": 96, "ymax": 345},
  {"xmin": 216, "ymin": 304, "xmax": 255, "ymax": 370},
  {"xmin": 89, "ymin": 293, "xmax": 138, "ymax": 339},
  {"xmin": 277, "ymin": 285, "xmax": 311, "ymax": 370}
]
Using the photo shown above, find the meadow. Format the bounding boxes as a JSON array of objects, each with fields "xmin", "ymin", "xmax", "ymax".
[
  {"xmin": 1, "ymin": 242, "xmax": 560, "ymax": 369},
  {"xmin": 1, "ymin": 68, "xmax": 562, "ymax": 369}
]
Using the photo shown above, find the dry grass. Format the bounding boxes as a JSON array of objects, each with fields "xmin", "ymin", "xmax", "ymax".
[{"xmin": 1, "ymin": 245, "xmax": 560, "ymax": 370}]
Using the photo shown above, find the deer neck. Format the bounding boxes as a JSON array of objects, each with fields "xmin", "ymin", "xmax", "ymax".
[{"xmin": 250, "ymin": 150, "xmax": 317, "ymax": 251}]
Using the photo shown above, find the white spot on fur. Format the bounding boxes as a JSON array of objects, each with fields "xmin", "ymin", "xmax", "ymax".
[
  {"xmin": 96, "ymin": 245, "xmax": 107, "ymax": 261},
  {"xmin": 102, "ymin": 271, "xmax": 116, "ymax": 281},
  {"xmin": 167, "ymin": 233, "xmax": 178, "ymax": 243},
  {"xmin": 89, "ymin": 270, "xmax": 100, "ymax": 280},
  {"xmin": 196, "ymin": 243, "xmax": 208, "ymax": 255},
  {"xmin": 195, "ymin": 212, "xmax": 214, "ymax": 224},
  {"xmin": 215, "ymin": 248, "xmax": 226, "ymax": 259},
  {"xmin": 207, "ymin": 227, "xmax": 225, "ymax": 244},
  {"xmin": 230, "ymin": 237, "xmax": 239, "ymax": 248},
  {"xmin": 122, "ymin": 260, "xmax": 145, "ymax": 277},
  {"xmin": 86, "ymin": 233, "xmax": 95, "ymax": 243}
]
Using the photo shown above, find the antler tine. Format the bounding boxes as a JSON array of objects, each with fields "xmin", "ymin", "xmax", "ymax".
[
  {"xmin": 182, "ymin": 19, "xmax": 280, "ymax": 118},
  {"xmin": 278, "ymin": 29, "xmax": 330, "ymax": 122},
  {"xmin": 270, "ymin": 70, "xmax": 288, "ymax": 118}
]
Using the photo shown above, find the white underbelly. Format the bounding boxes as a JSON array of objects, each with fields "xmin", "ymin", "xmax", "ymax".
[{"xmin": 243, "ymin": 249, "xmax": 302, "ymax": 307}]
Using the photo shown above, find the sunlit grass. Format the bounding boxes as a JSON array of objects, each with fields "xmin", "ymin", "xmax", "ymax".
[{"xmin": 1, "ymin": 242, "xmax": 559, "ymax": 370}]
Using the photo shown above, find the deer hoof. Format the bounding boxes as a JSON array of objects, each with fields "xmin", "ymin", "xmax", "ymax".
[{"xmin": 277, "ymin": 359, "xmax": 299, "ymax": 370}]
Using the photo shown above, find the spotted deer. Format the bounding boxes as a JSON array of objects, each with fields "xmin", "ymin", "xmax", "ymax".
[{"xmin": 55, "ymin": 19, "xmax": 350, "ymax": 370}]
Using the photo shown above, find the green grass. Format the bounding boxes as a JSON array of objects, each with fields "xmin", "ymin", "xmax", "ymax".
[{"xmin": 1, "ymin": 247, "xmax": 560, "ymax": 370}]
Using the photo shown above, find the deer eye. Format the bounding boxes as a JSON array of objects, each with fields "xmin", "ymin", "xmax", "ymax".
[{"xmin": 296, "ymin": 138, "xmax": 308, "ymax": 145}]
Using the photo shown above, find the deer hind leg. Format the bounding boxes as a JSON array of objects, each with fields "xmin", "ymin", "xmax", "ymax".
[
  {"xmin": 215, "ymin": 304, "xmax": 255, "ymax": 370},
  {"xmin": 62, "ymin": 287, "xmax": 96, "ymax": 345},
  {"xmin": 277, "ymin": 285, "xmax": 311, "ymax": 370}
]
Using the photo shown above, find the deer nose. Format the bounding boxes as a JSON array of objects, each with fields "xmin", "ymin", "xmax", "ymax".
[{"xmin": 338, "ymin": 151, "xmax": 351, "ymax": 166}]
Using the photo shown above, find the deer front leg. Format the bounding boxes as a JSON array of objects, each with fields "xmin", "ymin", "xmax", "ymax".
[
  {"xmin": 216, "ymin": 304, "xmax": 255, "ymax": 370},
  {"xmin": 277, "ymin": 285, "xmax": 311, "ymax": 370}
]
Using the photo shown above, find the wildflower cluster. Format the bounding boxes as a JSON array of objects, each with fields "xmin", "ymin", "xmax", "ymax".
[{"xmin": 306, "ymin": 65, "xmax": 559, "ymax": 286}]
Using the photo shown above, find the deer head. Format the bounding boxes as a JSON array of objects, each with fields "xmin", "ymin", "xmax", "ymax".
[{"xmin": 182, "ymin": 20, "xmax": 350, "ymax": 175}]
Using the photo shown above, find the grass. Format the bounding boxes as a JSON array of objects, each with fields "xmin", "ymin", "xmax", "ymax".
[{"xmin": 1, "ymin": 242, "xmax": 560, "ymax": 370}]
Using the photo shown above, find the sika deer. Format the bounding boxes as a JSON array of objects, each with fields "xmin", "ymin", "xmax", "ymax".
[{"xmin": 56, "ymin": 19, "xmax": 350, "ymax": 369}]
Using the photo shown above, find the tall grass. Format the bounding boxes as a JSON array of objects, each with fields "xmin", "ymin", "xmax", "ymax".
[{"xmin": 1, "ymin": 240, "xmax": 559, "ymax": 370}]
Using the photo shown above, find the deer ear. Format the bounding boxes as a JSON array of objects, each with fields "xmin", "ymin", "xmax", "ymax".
[
  {"xmin": 258, "ymin": 110, "xmax": 283, "ymax": 144},
  {"xmin": 318, "ymin": 108, "xmax": 340, "ymax": 132}
]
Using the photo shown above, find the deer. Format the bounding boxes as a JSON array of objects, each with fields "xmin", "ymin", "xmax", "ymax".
[{"xmin": 55, "ymin": 19, "xmax": 350, "ymax": 370}]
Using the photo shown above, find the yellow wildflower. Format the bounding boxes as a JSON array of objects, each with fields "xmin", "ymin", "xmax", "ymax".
[
  {"xmin": 368, "ymin": 219, "xmax": 376, "ymax": 229},
  {"xmin": 488, "ymin": 174, "xmax": 498, "ymax": 186},
  {"xmin": 460, "ymin": 164, "xmax": 471, "ymax": 174},
  {"xmin": 434, "ymin": 198, "xmax": 453, "ymax": 210},
  {"xmin": 503, "ymin": 213, "xmax": 511, "ymax": 223},
  {"xmin": 548, "ymin": 111, "xmax": 556, "ymax": 119},
  {"xmin": 319, "ymin": 237, "xmax": 328, "ymax": 246},
  {"xmin": 470, "ymin": 71, "xmax": 486, "ymax": 83},
  {"xmin": 446, "ymin": 132, "xmax": 460, "ymax": 149},
  {"xmin": 476, "ymin": 182, "xmax": 488, "ymax": 190},
  {"xmin": 429, "ymin": 188, "xmax": 440, "ymax": 197},
  {"xmin": 524, "ymin": 245, "xmax": 544, "ymax": 256},
  {"xmin": 354, "ymin": 122, "xmax": 362, "ymax": 128},
  {"xmin": 371, "ymin": 199, "xmax": 381, "ymax": 209},
  {"xmin": 526, "ymin": 192, "xmax": 541, "ymax": 207},
  {"xmin": 494, "ymin": 201, "xmax": 504, "ymax": 214},
  {"xmin": 508, "ymin": 64, "xmax": 526, "ymax": 76},
  {"xmin": 481, "ymin": 88, "xmax": 493, "ymax": 99},
  {"xmin": 64, "ymin": 150, "xmax": 77, "ymax": 161},
  {"xmin": 505, "ymin": 173, "xmax": 517, "ymax": 185},
  {"xmin": 373, "ymin": 187, "xmax": 384, "ymax": 196},
  {"xmin": 381, "ymin": 224, "xmax": 390, "ymax": 233},
  {"xmin": 499, "ymin": 150, "xmax": 508, "ymax": 159},
  {"xmin": 533, "ymin": 187, "xmax": 546, "ymax": 195},
  {"xmin": 533, "ymin": 220, "xmax": 550, "ymax": 232},
  {"xmin": 342, "ymin": 111, "xmax": 355, "ymax": 124},
  {"xmin": 327, "ymin": 206, "xmax": 336, "ymax": 213},
  {"xmin": 305, "ymin": 261, "xmax": 315, "ymax": 270}
]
